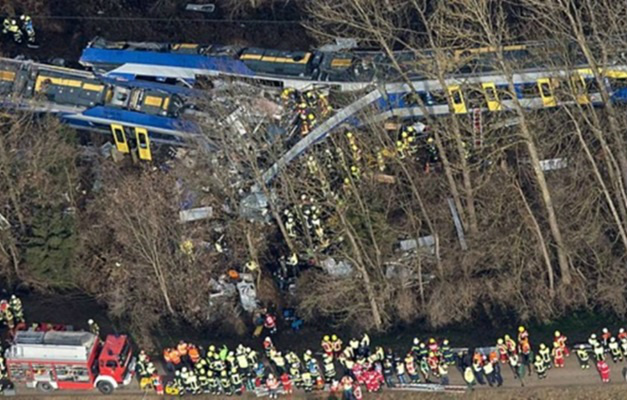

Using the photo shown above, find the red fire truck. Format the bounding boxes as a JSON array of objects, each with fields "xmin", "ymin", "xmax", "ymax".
[{"xmin": 5, "ymin": 330, "xmax": 135, "ymax": 394}]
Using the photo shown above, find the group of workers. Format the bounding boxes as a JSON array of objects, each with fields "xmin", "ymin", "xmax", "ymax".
[
  {"xmin": 0, "ymin": 295, "xmax": 24, "ymax": 330},
  {"xmin": 281, "ymin": 88, "xmax": 332, "ymax": 137},
  {"xmin": 282, "ymin": 194, "xmax": 330, "ymax": 251},
  {"xmin": 2, "ymin": 15, "xmax": 36, "ymax": 47},
  {"xmin": 147, "ymin": 324, "xmax": 627, "ymax": 397}
]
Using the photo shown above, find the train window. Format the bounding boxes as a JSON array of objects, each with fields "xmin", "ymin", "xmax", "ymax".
[
  {"xmin": 537, "ymin": 78, "xmax": 556, "ymax": 107},
  {"xmin": 430, "ymin": 90, "xmax": 448, "ymax": 105},
  {"xmin": 521, "ymin": 83, "xmax": 539, "ymax": 98},
  {"xmin": 498, "ymin": 87, "xmax": 514, "ymax": 101},
  {"xmin": 482, "ymin": 82, "xmax": 501, "ymax": 111},
  {"xmin": 466, "ymin": 87, "xmax": 486, "ymax": 109},
  {"xmin": 447, "ymin": 85, "xmax": 467, "ymax": 114}
]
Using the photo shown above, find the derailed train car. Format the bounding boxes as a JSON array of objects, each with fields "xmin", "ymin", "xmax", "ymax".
[{"xmin": 0, "ymin": 57, "xmax": 202, "ymax": 160}]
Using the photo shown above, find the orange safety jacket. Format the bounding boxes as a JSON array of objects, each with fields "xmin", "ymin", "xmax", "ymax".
[
  {"xmin": 170, "ymin": 349, "xmax": 181, "ymax": 365},
  {"xmin": 188, "ymin": 346, "xmax": 200, "ymax": 363}
]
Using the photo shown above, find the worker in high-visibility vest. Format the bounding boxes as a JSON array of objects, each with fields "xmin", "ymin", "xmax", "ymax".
[
  {"xmin": 19, "ymin": 15, "xmax": 35, "ymax": 45},
  {"xmin": 2, "ymin": 19, "xmax": 22, "ymax": 44}
]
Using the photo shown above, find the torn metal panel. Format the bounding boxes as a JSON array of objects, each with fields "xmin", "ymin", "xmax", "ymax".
[
  {"xmin": 320, "ymin": 257, "xmax": 353, "ymax": 276},
  {"xmin": 179, "ymin": 206, "xmax": 213, "ymax": 223},
  {"xmin": 236, "ymin": 273, "xmax": 259, "ymax": 312},
  {"xmin": 185, "ymin": 3, "xmax": 215, "ymax": 13},
  {"xmin": 539, "ymin": 158, "xmax": 568, "ymax": 171}
]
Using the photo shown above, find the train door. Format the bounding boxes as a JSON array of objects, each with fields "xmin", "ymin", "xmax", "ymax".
[
  {"xmin": 110, "ymin": 124, "xmax": 129, "ymax": 153},
  {"xmin": 570, "ymin": 74, "xmax": 589, "ymax": 105},
  {"xmin": 134, "ymin": 128, "xmax": 152, "ymax": 161},
  {"xmin": 447, "ymin": 85, "xmax": 467, "ymax": 114},
  {"xmin": 482, "ymin": 82, "xmax": 501, "ymax": 111},
  {"xmin": 537, "ymin": 78, "xmax": 557, "ymax": 107}
]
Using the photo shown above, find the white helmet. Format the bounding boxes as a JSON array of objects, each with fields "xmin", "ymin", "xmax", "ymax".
[
  {"xmin": 603, "ymin": 328, "xmax": 608, "ymax": 333},
  {"xmin": 19, "ymin": 15, "xmax": 25, "ymax": 21},
  {"xmin": 88, "ymin": 319, "xmax": 94, "ymax": 324},
  {"xmin": 591, "ymin": 334, "xmax": 597, "ymax": 339},
  {"xmin": 413, "ymin": 338, "xmax": 419, "ymax": 345},
  {"xmin": 620, "ymin": 328, "xmax": 625, "ymax": 333},
  {"xmin": 268, "ymin": 373, "xmax": 274, "ymax": 379}
]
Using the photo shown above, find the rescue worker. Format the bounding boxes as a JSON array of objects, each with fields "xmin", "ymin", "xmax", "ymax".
[
  {"xmin": 593, "ymin": 339, "xmax": 605, "ymax": 362},
  {"xmin": 601, "ymin": 328, "xmax": 612, "ymax": 349},
  {"xmin": 173, "ymin": 370, "xmax": 185, "ymax": 395},
  {"xmin": 427, "ymin": 338, "xmax": 439, "ymax": 356},
  {"xmin": 188, "ymin": 344, "xmax": 200, "ymax": 365},
  {"xmin": 287, "ymin": 352, "xmax": 302, "ymax": 387},
  {"xmin": 618, "ymin": 328, "xmax": 627, "ymax": 341},
  {"xmin": 230, "ymin": 367, "xmax": 242, "ymax": 395},
  {"xmin": 2, "ymin": 18, "xmax": 22, "ymax": 44},
  {"xmin": 207, "ymin": 370, "xmax": 219, "ymax": 395},
  {"xmin": 483, "ymin": 357, "xmax": 495, "ymax": 386},
  {"xmin": 538, "ymin": 343, "xmax": 552, "ymax": 369},
  {"xmin": 280, "ymin": 372, "xmax": 293, "ymax": 394},
  {"xmin": 534, "ymin": 355, "xmax": 547, "ymax": 379},
  {"xmin": 196, "ymin": 363, "xmax": 208, "ymax": 390},
  {"xmin": 235, "ymin": 346, "xmax": 249, "ymax": 376},
  {"xmin": 597, "ymin": 359, "xmax": 611, "ymax": 383},
  {"xmin": 553, "ymin": 330, "xmax": 569, "ymax": 357},
  {"xmin": 177, "ymin": 341, "xmax": 189, "ymax": 367},
  {"xmin": 376, "ymin": 149, "xmax": 386, "ymax": 172},
  {"xmin": 417, "ymin": 342, "xmax": 428, "ymax": 361},
  {"xmin": 609, "ymin": 337, "xmax": 623, "ymax": 363},
  {"xmin": 382, "ymin": 357, "xmax": 394, "ymax": 387},
  {"xmin": 491, "ymin": 357, "xmax": 504, "ymax": 387},
  {"xmin": 87, "ymin": 319, "xmax": 100, "ymax": 337},
  {"xmin": 405, "ymin": 353, "xmax": 419, "ymax": 383},
  {"xmin": 220, "ymin": 369, "xmax": 232, "ymax": 395},
  {"xmin": 575, "ymin": 344, "xmax": 590, "ymax": 369},
  {"xmin": 471, "ymin": 351, "xmax": 485, "ymax": 385},
  {"xmin": 152, "ymin": 373, "xmax": 164, "ymax": 395},
  {"xmin": 504, "ymin": 334, "xmax": 517, "ymax": 357},
  {"xmin": 496, "ymin": 338, "xmax": 509, "ymax": 364},
  {"xmin": 301, "ymin": 370, "xmax": 313, "ymax": 392},
  {"xmin": 439, "ymin": 361, "xmax": 449, "ymax": 385},
  {"xmin": 463, "ymin": 366, "xmax": 476, "ymax": 391},
  {"xmin": 19, "ymin": 15, "xmax": 35, "ymax": 45},
  {"xmin": 620, "ymin": 337, "xmax": 627, "ymax": 358},
  {"xmin": 395, "ymin": 355, "xmax": 407, "ymax": 384},
  {"xmin": 427, "ymin": 352, "xmax": 440, "ymax": 377},
  {"xmin": 322, "ymin": 353, "xmax": 336, "ymax": 383},
  {"xmin": 552, "ymin": 344, "xmax": 565, "ymax": 368},
  {"xmin": 441, "ymin": 339, "xmax": 454, "ymax": 364},
  {"xmin": 145, "ymin": 362, "xmax": 156, "ymax": 378},
  {"xmin": 9, "ymin": 295, "xmax": 23, "ymax": 323},
  {"xmin": 264, "ymin": 312, "xmax": 277, "ymax": 335},
  {"xmin": 341, "ymin": 375, "xmax": 354, "ymax": 399}
]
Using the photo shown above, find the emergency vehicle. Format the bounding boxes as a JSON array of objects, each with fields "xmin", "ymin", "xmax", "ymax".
[{"xmin": 5, "ymin": 330, "xmax": 135, "ymax": 394}]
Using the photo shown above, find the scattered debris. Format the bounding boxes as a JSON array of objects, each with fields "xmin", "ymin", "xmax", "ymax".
[
  {"xmin": 179, "ymin": 206, "xmax": 213, "ymax": 223},
  {"xmin": 539, "ymin": 157, "xmax": 568, "ymax": 171},
  {"xmin": 236, "ymin": 273, "xmax": 259, "ymax": 312},
  {"xmin": 320, "ymin": 257, "xmax": 353, "ymax": 276},
  {"xmin": 185, "ymin": 3, "xmax": 215, "ymax": 13},
  {"xmin": 318, "ymin": 38, "xmax": 359, "ymax": 52}
]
